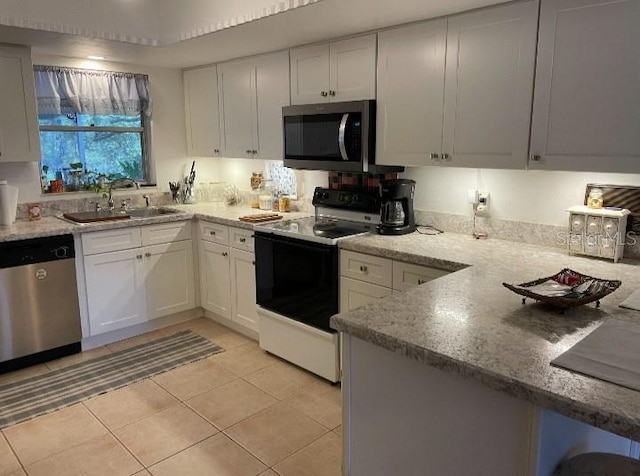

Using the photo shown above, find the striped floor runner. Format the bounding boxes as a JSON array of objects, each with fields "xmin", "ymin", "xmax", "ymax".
[{"xmin": 0, "ymin": 330, "xmax": 223, "ymax": 428}]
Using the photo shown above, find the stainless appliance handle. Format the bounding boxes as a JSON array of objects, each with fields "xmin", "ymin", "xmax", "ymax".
[{"xmin": 338, "ymin": 113, "xmax": 349, "ymax": 161}]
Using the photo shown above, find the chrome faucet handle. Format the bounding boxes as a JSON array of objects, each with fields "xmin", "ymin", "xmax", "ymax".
[
  {"xmin": 89, "ymin": 200, "xmax": 101, "ymax": 212},
  {"xmin": 120, "ymin": 198, "xmax": 131, "ymax": 210},
  {"xmin": 107, "ymin": 197, "xmax": 115, "ymax": 211},
  {"xmin": 143, "ymin": 194, "xmax": 150, "ymax": 207}
]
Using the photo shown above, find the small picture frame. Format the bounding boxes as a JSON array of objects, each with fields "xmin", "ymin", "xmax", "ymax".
[{"xmin": 27, "ymin": 203, "xmax": 42, "ymax": 221}]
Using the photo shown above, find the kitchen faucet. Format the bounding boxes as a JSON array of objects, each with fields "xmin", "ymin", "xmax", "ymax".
[{"xmin": 107, "ymin": 178, "xmax": 139, "ymax": 211}]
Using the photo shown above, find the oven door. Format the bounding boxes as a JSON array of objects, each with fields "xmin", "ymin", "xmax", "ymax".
[{"xmin": 255, "ymin": 232, "xmax": 338, "ymax": 332}]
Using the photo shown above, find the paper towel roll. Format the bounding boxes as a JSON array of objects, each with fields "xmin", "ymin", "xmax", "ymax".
[{"xmin": 0, "ymin": 180, "xmax": 18, "ymax": 226}]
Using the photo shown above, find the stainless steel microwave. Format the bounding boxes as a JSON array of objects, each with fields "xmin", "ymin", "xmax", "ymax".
[{"xmin": 282, "ymin": 100, "xmax": 404, "ymax": 174}]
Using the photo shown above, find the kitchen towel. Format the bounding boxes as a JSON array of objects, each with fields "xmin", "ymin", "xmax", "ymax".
[
  {"xmin": 619, "ymin": 287, "xmax": 640, "ymax": 311},
  {"xmin": 551, "ymin": 319, "xmax": 640, "ymax": 392}
]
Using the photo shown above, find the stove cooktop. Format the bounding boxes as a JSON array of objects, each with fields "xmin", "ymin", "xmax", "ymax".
[{"xmin": 256, "ymin": 216, "xmax": 378, "ymax": 245}]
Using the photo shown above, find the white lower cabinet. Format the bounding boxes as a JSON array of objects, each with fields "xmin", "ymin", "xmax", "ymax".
[
  {"xmin": 339, "ymin": 250, "xmax": 450, "ymax": 312},
  {"xmin": 199, "ymin": 222, "xmax": 258, "ymax": 334},
  {"xmin": 82, "ymin": 222, "xmax": 195, "ymax": 336}
]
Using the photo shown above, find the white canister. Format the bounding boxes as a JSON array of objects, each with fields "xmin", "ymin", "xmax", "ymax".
[{"xmin": 0, "ymin": 180, "xmax": 19, "ymax": 226}]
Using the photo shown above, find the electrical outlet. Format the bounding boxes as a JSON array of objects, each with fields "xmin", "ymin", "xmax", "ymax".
[
  {"xmin": 467, "ymin": 189, "xmax": 479, "ymax": 205},
  {"xmin": 476, "ymin": 192, "xmax": 490, "ymax": 213}
]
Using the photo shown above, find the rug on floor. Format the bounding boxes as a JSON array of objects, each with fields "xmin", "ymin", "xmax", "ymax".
[{"xmin": 0, "ymin": 330, "xmax": 224, "ymax": 428}]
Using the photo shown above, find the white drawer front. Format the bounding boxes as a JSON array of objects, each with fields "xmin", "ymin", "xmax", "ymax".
[
  {"xmin": 340, "ymin": 277, "xmax": 392, "ymax": 313},
  {"xmin": 340, "ymin": 250, "xmax": 393, "ymax": 288},
  {"xmin": 230, "ymin": 227, "xmax": 254, "ymax": 252},
  {"xmin": 81, "ymin": 227, "xmax": 142, "ymax": 255},
  {"xmin": 392, "ymin": 261, "xmax": 449, "ymax": 292},
  {"xmin": 141, "ymin": 220, "xmax": 192, "ymax": 246},
  {"xmin": 200, "ymin": 221, "xmax": 229, "ymax": 245}
]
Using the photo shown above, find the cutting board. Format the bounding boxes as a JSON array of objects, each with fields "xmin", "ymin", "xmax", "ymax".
[{"xmin": 238, "ymin": 213, "xmax": 283, "ymax": 223}]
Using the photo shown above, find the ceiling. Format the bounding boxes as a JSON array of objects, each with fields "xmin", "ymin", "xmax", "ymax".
[{"xmin": 0, "ymin": 0, "xmax": 509, "ymax": 69}]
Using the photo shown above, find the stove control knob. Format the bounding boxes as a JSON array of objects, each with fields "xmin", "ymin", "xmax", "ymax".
[{"xmin": 322, "ymin": 192, "xmax": 330, "ymax": 200}]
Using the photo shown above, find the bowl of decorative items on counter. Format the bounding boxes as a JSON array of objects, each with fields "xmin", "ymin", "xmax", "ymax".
[{"xmin": 503, "ymin": 268, "xmax": 621, "ymax": 311}]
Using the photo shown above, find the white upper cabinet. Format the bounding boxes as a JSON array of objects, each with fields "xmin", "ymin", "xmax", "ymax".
[
  {"xmin": 290, "ymin": 35, "xmax": 376, "ymax": 105},
  {"xmin": 0, "ymin": 45, "xmax": 40, "ymax": 162},
  {"xmin": 218, "ymin": 51, "xmax": 289, "ymax": 159},
  {"xmin": 530, "ymin": 0, "xmax": 640, "ymax": 172},
  {"xmin": 376, "ymin": 20, "xmax": 447, "ymax": 167},
  {"xmin": 184, "ymin": 66, "xmax": 220, "ymax": 157},
  {"xmin": 442, "ymin": 1, "xmax": 537, "ymax": 169},
  {"xmin": 377, "ymin": 2, "xmax": 537, "ymax": 169}
]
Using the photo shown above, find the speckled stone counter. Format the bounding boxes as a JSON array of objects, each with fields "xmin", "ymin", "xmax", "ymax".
[
  {"xmin": 332, "ymin": 231, "xmax": 640, "ymax": 441},
  {"xmin": 0, "ymin": 204, "xmax": 310, "ymax": 241}
]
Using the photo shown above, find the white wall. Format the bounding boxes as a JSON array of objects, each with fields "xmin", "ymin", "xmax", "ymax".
[{"xmin": 402, "ymin": 166, "xmax": 640, "ymax": 226}]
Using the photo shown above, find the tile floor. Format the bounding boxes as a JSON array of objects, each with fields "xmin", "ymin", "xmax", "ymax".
[{"xmin": 0, "ymin": 318, "xmax": 343, "ymax": 476}]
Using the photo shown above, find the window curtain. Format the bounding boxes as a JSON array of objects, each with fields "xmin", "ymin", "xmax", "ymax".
[{"xmin": 33, "ymin": 66, "xmax": 151, "ymax": 117}]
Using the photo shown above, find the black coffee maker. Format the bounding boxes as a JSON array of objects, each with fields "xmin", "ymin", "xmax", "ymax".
[{"xmin": 378, "ymin": 179, "xmax": 416, "ymax": 235}]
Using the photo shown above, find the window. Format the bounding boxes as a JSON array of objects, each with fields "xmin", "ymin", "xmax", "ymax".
[{"xmin": 33, "ymin": 66, "xmax": 152, "ymax": 193}]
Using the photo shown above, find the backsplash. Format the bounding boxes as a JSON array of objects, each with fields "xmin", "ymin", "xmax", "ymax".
[{"xmin": 328, "ymin": 172, "xmax": 397, "ymax": 192}]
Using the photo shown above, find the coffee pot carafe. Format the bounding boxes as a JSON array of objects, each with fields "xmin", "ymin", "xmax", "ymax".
[{"xmin": 378, "ymin": 179, "xmax": 416, "ymax": 235}]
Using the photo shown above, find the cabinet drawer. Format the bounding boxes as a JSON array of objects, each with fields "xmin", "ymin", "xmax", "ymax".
[
  {"xmin": 81, "ymin": 227, "xmax": 142, "ymax": 255},
  {"xmin": 340, "ymin": 250, "xmax": 392, "ymax": 288},
  {"xmin": 141, "ymin": 221, "xmax": 192, "ymax": 246},
  {"xmin": 200, "ymin": 221, "xmax": 230, "ymax": 245},
  {"xmin": 230, "ymin": 227, "xmax": 254, "ymax": 252},
  {"xmin": 586, "ymin": 216, "xmax": 602, "ymax": 235},
  {"xmin": 392, "ymin": 261, "xmax": 449, "ymax": 292},
  {"xmin": 569, "ymin": 214, "xmax": 585, "ymax": 233}
]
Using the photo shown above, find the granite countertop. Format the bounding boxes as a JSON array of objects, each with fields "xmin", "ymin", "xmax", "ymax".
[
  {"xmin": 0, "ymin": 203, "xmax": 310, "ymax": 242},
  {"xmin": 332, "ymin": 231, "xmax": 640, "ymax": 441}
]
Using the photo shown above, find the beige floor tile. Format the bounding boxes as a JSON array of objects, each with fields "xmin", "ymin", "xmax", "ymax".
[
  {"xmin": 114, "ymin": 403, "xmax": 217, "ymax": 467},
  {"xmin": 152, "ymin": 358, "xmax": 237, "ymax": 401},
  {"xmin": 3, "ymin": 404, "xmax": 107, "ymax": 466},
  {"xmin": 187, "ymin": 380, "xmax": 277, "ymax": 430},
  {"xmin": 332, "ymin": 426, "xmax": 342, "ymax": 440},
  {"xmin": 0, "ymin": 433, "xmax": 20, "ymax": 475},
  {"xmin": 24, "ymin": 433, "xmax": 142, "ymax": 476},
  {"xmin": 167, "ymin": 317, "xmax": 229, "ymax": 336},
  {"xmin": 257, "ymin": 470, "xmax": 278, "ymax": 476},
  {"xmin": 212, "ymin": 343, "xmax": 278, "ymax": 376},
  {"xmin": 3, "ymin": 470, "xmax": 25, "ymax": 476},
  {"xmin": 244, "ymin": 362, "xmax": 319, "ymax": 400},
  {"xmin": 149, "ymin": 433, "xmax": 266, "ymax": 476},
  {"xmin": 106, "ymin": 329, "xmax": 170, "ymax": 353},
  {"xmin": 0, "ymin": 365, "xmax": 50, "ymax": 387},
  {"xmin": 45, "ymin": 346, "xmax": 112, "ymax": 371},
  {"xmin": 272, "ymin": 431, "xmax": 342, "ymax": 476},
  {"xmin": 84, "ymin": 379, "xmax": 178, "ymax": 430},
  {"xmin": 209, "ymin": 331, "xmax": 253, "ymax": 350},
  {"xmin": 133, "ymin": 472, "xmax": 152, "ymax": 476},
  {"xmin": 225, "ymin": 403, "xmax": 327, "ymax": 467},
  {"xmin": 285, "ymin": 381, "xmax": 342, "ymax": 430}
]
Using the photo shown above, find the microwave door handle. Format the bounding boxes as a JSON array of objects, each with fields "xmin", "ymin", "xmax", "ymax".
[{"xmin": 338, "ymin": 113, "xmax": 349, "ymax": 161}]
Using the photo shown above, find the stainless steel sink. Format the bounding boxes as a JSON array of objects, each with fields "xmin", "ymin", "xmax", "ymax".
[{"xmin": 61, "ymin": 207, "xmax": 178, "ymax": 223}]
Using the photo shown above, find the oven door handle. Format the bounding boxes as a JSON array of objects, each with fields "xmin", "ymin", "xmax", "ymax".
[
  {"xmin": 338, "ymin": 113, "xmax": 349, "ymax": 161},
  {"xmin": 256, "ymin": 233, "xmax": 333, "ymax": 253}
]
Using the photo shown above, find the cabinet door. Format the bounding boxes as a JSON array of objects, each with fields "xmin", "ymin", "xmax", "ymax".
[
  {"xmin": 84, "ymin": 249, "xmax": 146, "ymax": 335},
  {"xmin": 443, "ymin": 2, "xmax": 537, "ymax": 169},
  {"xmin": 376, "ymin": 20, "xmax": 447, "ymax": 166},
  {"xmin": 218, "ymin": 59, "xmax": 254, "ymax": 158},
  {"xmin": 340, "ymin": 250, "xmax": 393, "ymax": 288},
  {"xmin": 253, "ymin": 51, "xmax": 290, "ymax": 160},
  {"xmin": 0, "ymin": 46, "xmax": 40, "ymax": 162},
  {"xmin": 329, "ymin": 35, "xmax": 377, "ymax": 102},
  {"xmin": 340, "ymin": 277, "xmax": 392, "ymax": 312},
  {"xmin": 530, "ymin": 0, "xmax": 640, "ymax": 172},
  {"xmin": 145, "ymin": 241, "xmax": 196, "ymax": 320},
  {"xmin": 229, "ymin": 248, "xmax": 258, "ymax": 332},
  {"xmin": 199, "ymin": 240, "xmax": 231, "ymax": 318},
  {"xmin": 290, "ymin": 44, "xmax": 330, "ymax": 105},
  {"xmin": 184, "ymin": 66, "xmax": 221, "ymax": 157}
]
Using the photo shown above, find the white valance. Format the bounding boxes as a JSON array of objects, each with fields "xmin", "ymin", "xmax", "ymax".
[{"xmin": 33, "ymin": 65, "xmax": 151, "ymax": 117}]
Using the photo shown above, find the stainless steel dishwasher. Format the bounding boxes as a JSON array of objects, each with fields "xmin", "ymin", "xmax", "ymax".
[{"xmin": 0, "ymin": 234, "xmax": 82, "ymax": 373}]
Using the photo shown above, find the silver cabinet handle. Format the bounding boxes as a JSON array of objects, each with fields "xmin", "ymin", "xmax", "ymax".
[
  {"xmin": 530, "ymin": 154, "xmax": 541, "ymax": 162},
  {"xmin": 339, "ymin": 113, "xmax": 350, "ymax": 161},
  {"xmin": 329, "ymin": 90, "xmax": 336, "ymax": 96},
  {"xmin": 214, "ymin": 149, "xmax": 219, "ymax": 154},
  {"xmin": 222, "ymin": 251, "xmax": 228, "ymax": 257},
  {"xmin": 239, "ymin": 237, "xmax": 246, "ymax": 243},
  {"xmin": 246, "ymin": 149, "xmax": 252, "ymax": 154},
  {"xmin": 321, "ymin": 91, "xmax": 328, "ymax": 97},
  {"xmin": 359, "ymin": 265, "xmax": 368, "ymax": 272},
  {"xmin": 136, "ymin": 254, "xmax": 143, "ymax": 260},
  {"xmin": 209, "ymin": 231, "xmax": 216, "ymax": 235},
  {"xmin": 429, "ymin": 153, "xmax": 439, "ymax": 160},
  {"xmin": 252, "ymin": 150, "xmax": 257, "ymax": 154},
  {"xmin": 441, "ymin": 153, "xmax": 450, "ymax": 160},
  {"xmin": 252, "ymin": 260, "xmax": 255, "ymax": 266},
  {"xmin": 145, "ymin": 252, "xmax": 151, "ymax": 258},
  {"xmin": 417, "ymin": 279, "xmax": 426, "ymax": 285}
]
